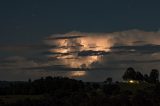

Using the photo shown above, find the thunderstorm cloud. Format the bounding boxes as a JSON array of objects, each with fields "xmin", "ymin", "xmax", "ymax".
[{"xmin": 1, "ymin": 29, "xmax": 160, "ymax": 81}]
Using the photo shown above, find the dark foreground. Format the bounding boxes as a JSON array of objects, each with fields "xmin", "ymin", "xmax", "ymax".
[{"xmin": 0, "ymin": 76, "xmax": 159, "ymax": 106}]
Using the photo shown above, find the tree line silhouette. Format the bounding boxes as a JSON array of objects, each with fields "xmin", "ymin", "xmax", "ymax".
[
  {"xmin": 0, "ymin": 67, "xmax": 160, "ymax": 106},
  {"xmin": 123, "ymin": 67, "xmax": 159, "ymax": 83}
]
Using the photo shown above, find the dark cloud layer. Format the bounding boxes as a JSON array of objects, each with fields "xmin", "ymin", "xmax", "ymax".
[{"xmin": 46, "ymin": 35, "xmax": 85, "ymax": 40}]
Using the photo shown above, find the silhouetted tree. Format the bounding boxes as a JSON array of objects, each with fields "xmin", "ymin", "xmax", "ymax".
[
  {"xmin": 123, "ymin": 67, "xmax": 137, "ymax": 81},
  {"xmin": 92, "ymin": 83, "xmax": 100, "ymax": 89},
  {"xmin": 150, "ymin": 69, "xmax": 159, "ymax": 83},
  {"xmin": 144, "ymin": 74, "xmax": 150, "ymax": 83},
  {"xmin": 103, "ymin": 84, "xmax": 120, "ymax": 95},
  {"xmin": 104, "ymin": 77, "xmax": 112, "ymax": 84},
  {"xmin": 132, "ymin": 90, "xmax": 152, "ymax": 106},
  {"xmin": 3, "ymin": 72, "xmax": 160, "ymax": 106},
  {"xmin": 135, "ymin": 71, "xmax": 144, "ymax": 81}
]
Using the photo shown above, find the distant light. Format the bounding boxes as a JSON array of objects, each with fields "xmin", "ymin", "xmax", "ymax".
[
  {"xmin": 129, "ymin": 80, "xmax": 134, "ymax": 83},
  {"xmin": 124, "ymin": 80, "xmax": 139, "ymax": 84}
]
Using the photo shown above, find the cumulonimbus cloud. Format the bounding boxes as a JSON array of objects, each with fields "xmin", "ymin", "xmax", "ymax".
[
  {"xmin": 44, "ymin": 29, "xmax": 160, "ymax": 70},
  {"xmin": 1, "ymin": 29, "xmax": 160, "ymax": 81}
]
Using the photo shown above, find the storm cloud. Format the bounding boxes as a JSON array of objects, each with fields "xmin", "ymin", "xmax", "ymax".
[{"xmin": 1, "ymin": 29, "xmax": 160, "ymax": 81}]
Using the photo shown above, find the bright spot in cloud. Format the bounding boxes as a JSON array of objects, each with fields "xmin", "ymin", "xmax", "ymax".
[
  {"xmin": 45, "ymin": 33, "xmax": 113, "ymax": 70},
  {"xmin": 70, "ymin": 71, "xmax": 86, "ymax": 77}
]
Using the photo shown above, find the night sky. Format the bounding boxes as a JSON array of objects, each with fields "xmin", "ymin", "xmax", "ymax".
[{"xmin": 1, "ymin": 0, "xmax": 160, "ymax": 81}]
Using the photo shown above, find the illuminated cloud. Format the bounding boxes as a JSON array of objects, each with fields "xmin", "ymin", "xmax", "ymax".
[
  {"xmin": 45, "ymin": 30, "xmax": 160, "ymax": 70},
  {"xmin": 1, "ymin": 29, "xmax": 160, "ymax": 81}
]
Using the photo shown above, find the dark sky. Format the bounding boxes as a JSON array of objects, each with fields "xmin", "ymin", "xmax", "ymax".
[{"xmin": 0, "ymin": 0, "xmax": 160, "ymax": 44}]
